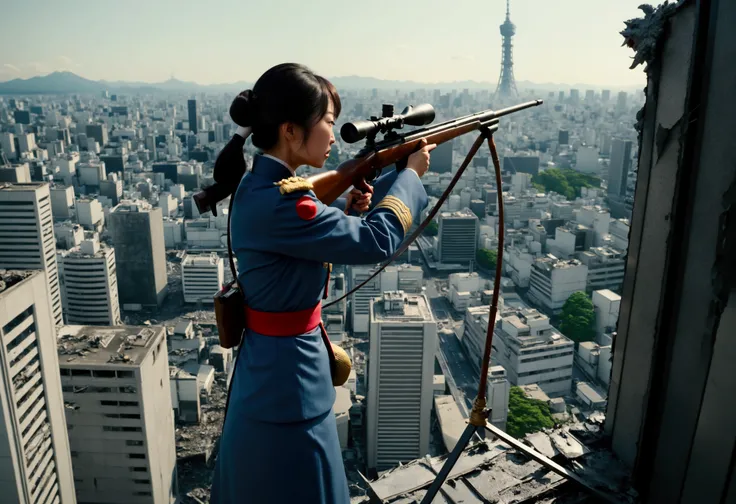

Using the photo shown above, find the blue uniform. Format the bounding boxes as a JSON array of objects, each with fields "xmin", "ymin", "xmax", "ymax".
[{"xmin": 210, "ymin": 154, "xmax": 428, "ymax": 504}]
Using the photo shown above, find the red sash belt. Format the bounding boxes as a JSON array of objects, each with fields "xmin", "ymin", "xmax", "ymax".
[{"xmin": 244, "ymin": 303, "xmax": 322, "ymax": 337}]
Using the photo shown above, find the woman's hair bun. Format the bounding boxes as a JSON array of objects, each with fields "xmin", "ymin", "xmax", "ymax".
[{"xmin": 230, "ymin": 89, "xmax": 256, "ymax": 127}]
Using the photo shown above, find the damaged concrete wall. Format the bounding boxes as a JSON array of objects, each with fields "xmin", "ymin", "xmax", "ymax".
[{"xmin": 607, "ymin": 0, "xmax": 736, "ymax": 502}]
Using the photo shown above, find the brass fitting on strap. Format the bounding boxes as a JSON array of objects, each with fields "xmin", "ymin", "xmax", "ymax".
[{"xmin": 469, "ymin": 397, "xmax": 489, "ymax": 427}]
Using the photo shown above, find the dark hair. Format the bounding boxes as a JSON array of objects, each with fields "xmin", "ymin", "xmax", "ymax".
[
  {"xmin": 212, "ymin": 63, "xmax": 340, "ymax": 190},
  {"xmin": 230, "ymin": 63, "xmax": 341, "ymax": 150}
]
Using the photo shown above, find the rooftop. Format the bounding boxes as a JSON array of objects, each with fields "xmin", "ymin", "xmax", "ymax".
[
  {"xmin": 57, "ymin": 324, "xmax": 163, "ymax": 366},
  {"xmin": 182, "ymin": 253, "xmax": 221, "ymax": 267},
  {"xmin": 439, "ymin": 208, "xmax": 477, "ymax": 220},
  {"xmin": 0, "ymin": 182, "xmax": 46, "ymax": 192},
  {"xmin": 594, "ymin": 289, "xmax": 621, "ymax": 302},
  {"xmin": 372, "ymin": 292, "xmax": 433, "ymax": 322},
  {"xmin": 0, "ymin": 269, "xmax": 35, "ymax": 295},
  {"xmin": 534, "ymin": 256, "xmax": 585, "ymax": 271}
]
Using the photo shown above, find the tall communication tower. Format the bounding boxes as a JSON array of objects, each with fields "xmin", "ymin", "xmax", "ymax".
[{"xmin": 495, "ymin": 0, "xmax": 518, "ymax": 99}]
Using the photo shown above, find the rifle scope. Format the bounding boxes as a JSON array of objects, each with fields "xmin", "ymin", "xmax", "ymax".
[{"xmin": 340, "ymin": 103, "xmax": 435, "ymax": 144}]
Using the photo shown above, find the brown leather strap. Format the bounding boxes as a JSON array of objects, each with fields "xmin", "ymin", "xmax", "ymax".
[{"xmin": 318, "ymin": 322, "xmax": 336, "ymax": 376}]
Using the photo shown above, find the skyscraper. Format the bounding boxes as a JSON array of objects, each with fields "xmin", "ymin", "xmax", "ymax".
[
  {"xmin": 57, "ymin": 236, "xmax": 121, "ymax": 325},
  {"xmin": 437, "ymin": 209, "xmax": 479, "ymax": 265},
  {"xmin": 57, "ymin": 324, "xmax": 178, "ymax": 503},
  {"xmin": 430, "ymin": 140, "xmax": 453, "ymax": 173},
  {"xmin": 608, "ymin": 139, "xmax": 633, "ymax": 198},
  {"xmin": 495, "ymin": 0, "xmax": 518, "ymax": 99},
  {"xmin": 107, "ymin": 201, "xmax": 168, "ymax": 309},
  {"xmin": 367, "ymin": 291, "xmax": 436, "ymax": 471},
  {"xmin": 0, "ymin": 183, "xmax": 63, "ymax": 325},
  {"xmin": 0, "ymin": 270, "xmax": 76, "ymax": 503},
  {"xmin": 187, "ymin": 99, "xmax": 197, "ymax": 134}
]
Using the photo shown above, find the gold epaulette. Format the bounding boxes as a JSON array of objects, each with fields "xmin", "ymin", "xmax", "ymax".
[
  {"xmin": 374, "ymin": 195, "xmax": 412, "ymax": 234},
  {"xmin": 274, "ymin": 176, "xmax": 313, "ymax": 195}
]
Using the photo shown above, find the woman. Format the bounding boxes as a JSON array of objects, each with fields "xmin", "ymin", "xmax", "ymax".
[{"xmin": 211, "ymin": 63, "xmax": 434, "ymax": 504}]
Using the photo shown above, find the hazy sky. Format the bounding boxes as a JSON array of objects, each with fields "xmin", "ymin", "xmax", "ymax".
[{"xmin": 0, "ymin": 0, "xmax": 649, "ymax": 87}]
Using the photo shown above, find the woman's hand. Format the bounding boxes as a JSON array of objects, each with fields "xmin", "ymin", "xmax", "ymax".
[
  {"xmin": 407, "ymin": 138, "xmax": 437, "ymax": 178},
  {"xmin": 345, "ymin": 186, "xmax": 373, "ymax": 214}
]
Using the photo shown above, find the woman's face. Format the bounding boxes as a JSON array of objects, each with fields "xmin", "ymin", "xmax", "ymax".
[{"xmin": 292, "ymin": 100, "xmax": 336, "ymax": 168}]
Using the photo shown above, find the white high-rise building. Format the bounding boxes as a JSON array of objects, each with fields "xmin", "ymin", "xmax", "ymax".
[
  {"xmin": 528, "ymin": 257, "xmax": 588, "ymax": 315},
  {"xmin": 492, "ymin": 307, "xmax": 575, "ymax": 395},
  {"xmin": 57, "ymin": 325, "xmax": 177, "ymax": 503},
  {"xmin": 350, "ymin": 265, "xmax": 424, "ymax": 334},
  {"xmin": 487, "ymin": 366, "xmax": 510, "ymax": 431},
  {"xmin": 592, "ymin": 289, "xmax": 621, "ymax": 346},
  {"xmin": 0, "ymin": 183, "xmax": 63, "ymax": 325},
  {"xmin": 181, "ymin": 253, "xmax": 224, "ymax": 304},
  {"xmin": 437, "ymin": 209, "xmax": 479, "ymax": 265},
  {"xmin": 58, "ymin": 236, "xmax": 121, "ymax": 325},
  {"xmin": 0, "ymin": 270, "xmax": 76, "ymax": 503},
  {"xmin": 578, "ymin": 247, "xmax": 625, "ymax": 293},
  {"xmin": 367, "ymin": 291, "xmax": 436, "ymax": 471}
]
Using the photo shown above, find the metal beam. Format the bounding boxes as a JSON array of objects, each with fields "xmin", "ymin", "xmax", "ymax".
[{"xmin": 483, "ymin": 422, "xmax": 621, "ymax": 504}]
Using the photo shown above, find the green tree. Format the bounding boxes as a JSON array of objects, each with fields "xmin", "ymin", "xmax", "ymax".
[
  {"xmin": 475, "ymin": 248, "xmax": 498, "ymax": 271},
  {"xmin": 559, "ymin": 291, "xmax": 597, "ymax": 344},
  {"xmin": 423, "ymin": 221, "xmax": 438, "ymax": 236},
  {"xmin": 531, "ymin": 168, "xmax": 601, "ymax": 200},
  {"xmin": 506, "ymin": 386, "xmax": 555, "ymax": 438}
]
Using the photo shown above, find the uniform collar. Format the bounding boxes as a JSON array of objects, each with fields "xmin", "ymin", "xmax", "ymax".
[{"xmin": 252, "ymin": 153, "xmax": 295, "ymax": 182}]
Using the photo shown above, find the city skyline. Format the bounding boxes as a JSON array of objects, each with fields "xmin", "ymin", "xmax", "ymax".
[{"xmin": 1, "ymin": 0, "xmax": 649, "ymax": 88}]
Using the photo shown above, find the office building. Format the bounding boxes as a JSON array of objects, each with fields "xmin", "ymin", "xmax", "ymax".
[
  {"xmin": 592, "ymin": 289, "xmax": 621, "ymax": 345},
  {"xmin": 181, "ymin": 253, "xmax": 224, "ymax": 304},
  {"xmin": 492, "ymin": 307, "xmax": 574, "ymax": 395},
  {"xmin": 0, "ymin": 270, "xmax": 76, "ymax": 503},
  {"xmin": 58, "ymin": 236, "xmax": 121, "ymax": 326},
  {"xmin": 578, "ymin": 247, "xmax": 626, "ymax": 293},
  {"xmin": 58, "ymin": 325, "xmax": 177, "ymax": 503},
  {"xmin": 528, "ymin": 257, "xmax": 588, "ymax": 315},
  {"xmin": 50, "ymin": 186, "xmax": 75, "ymax": 221},
  {"xmin": 85, "ymin": 124, "xmax": 108, "ymax": 147},
  {"xmin": 0, "ymin": 164, "xmax": 32, "ymax": 184},
  {"xmin": 487, "ymin": 366, "xmax": 510, "ymax": 430},
  {"xmin": 437, "ymin": 210, "xmax": 479, "ymax": 265},
  {"xmin": 431, "ymin": 140, "xmax": 453, "ymax": 173},
  {"xmin": 187, "ymin": 99, "xmax": 197, "ymax": 134},
  {"xmin": 349, "ymin": 265, "xmax": 423, "ymax": 334},
  {"xmin": 502, "ymin": 156, "xmax": 540, "ymax": 175},
  {"xmin": 367, "ymin": 291, "xmax": 436, "ymax": 471},
  {"xmin": 616, "ymin": 91, "xmax": 628, "ymax": 112},
  {"xmin": 107, "ymin": 201, "xmax": 168, "ymax": 310},
  {"xmin": 608, "ymin": 139, "xmax": 633, "ymax": 198},
  {"xmin": 0, "ymin": 183, "xmax": 63, "ymax": 325}
]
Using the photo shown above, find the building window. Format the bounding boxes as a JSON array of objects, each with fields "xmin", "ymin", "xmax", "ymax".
[
  {"xmin": 71, "ymin": 369, "xmax": 92, "ymax": 377},
  {"xmin": 119, "ymin": 401, "xmax": 139, "ymax": 407},
  {"xmin": 117, "ymin": 370, "xmax": 134, "ymax": 378},
  {"xmin": 92, "ymin": 370, "xmax": 116, "ymax": 378},
  {"xmin": 119, "ymin": 386, "xmax": 137, "ymax": 394},
  {"xmin": 129, "ymin": 467, "xmax": 147, "ymax": 473},
  {"xmin": 134, "ymin": 479, "xmax": 151, "ymax": 485},
  {"xmin": 128, "ymin": 453, "xmax": 146, "ymax": 459},
  {"xmin": 126, "ymin": 440, "xmax": 144, "ymax": 447},
  {"xmin": 133, "ymin": 492, "xmax": 152, "ymax": 497}
]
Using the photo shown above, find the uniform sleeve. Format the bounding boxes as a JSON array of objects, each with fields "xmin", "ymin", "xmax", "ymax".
[{"xmin": 261, "ymin": 169, "xmax": 428, "ymax": 265}]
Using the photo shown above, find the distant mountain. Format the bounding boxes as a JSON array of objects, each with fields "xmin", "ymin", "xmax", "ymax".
[
  {"xmin": 0, "ymin": 71, "xmax": 642, "ymax": 95},
  {"xmin": 0, "ymin": 71, "xmax": 105, "ymax": 95}
]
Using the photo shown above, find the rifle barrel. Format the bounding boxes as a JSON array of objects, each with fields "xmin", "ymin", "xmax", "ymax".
[{"xmin": 377, "ymin": 99, "xmax": 543, "ymax": 148}]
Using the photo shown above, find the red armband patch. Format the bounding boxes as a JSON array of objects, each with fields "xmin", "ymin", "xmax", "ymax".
[{"xmin": 295, "ymin": 196, "xmax": 318, "ymax": 220}]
